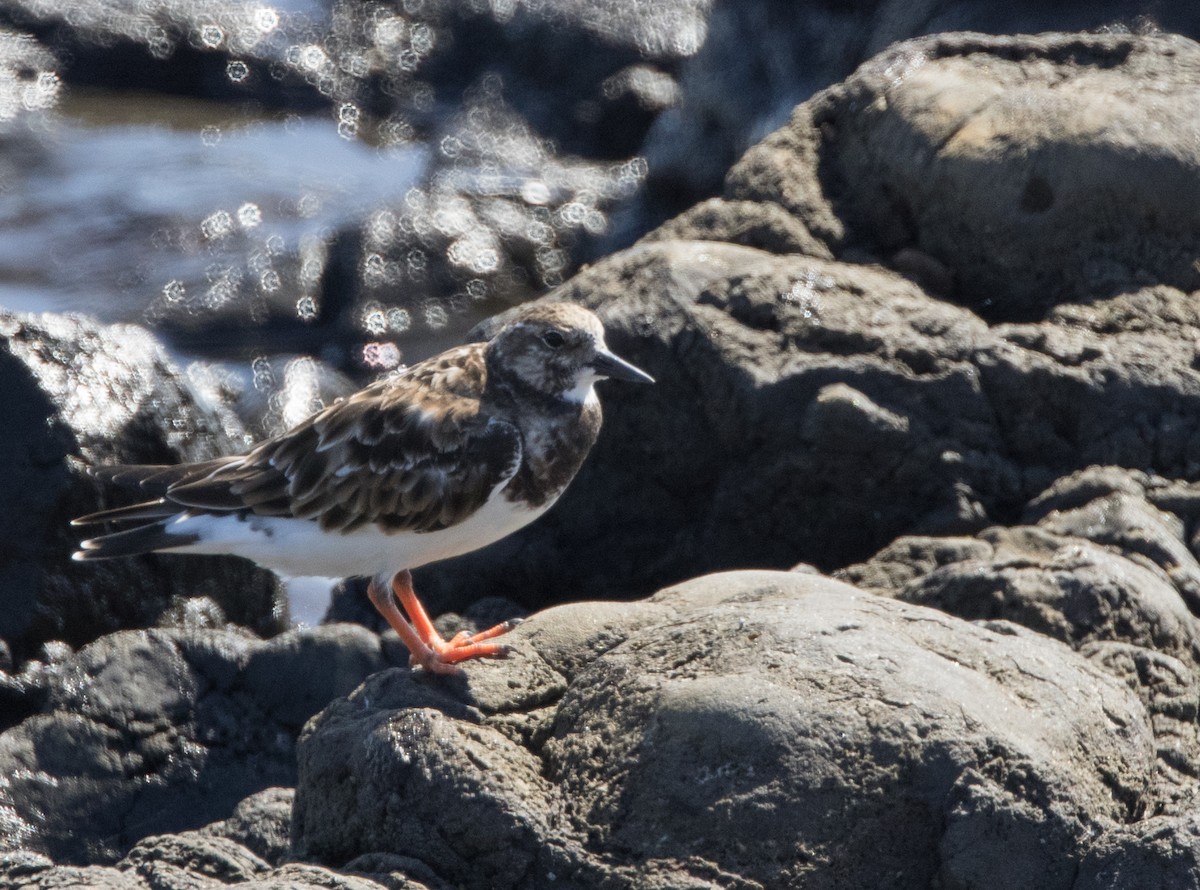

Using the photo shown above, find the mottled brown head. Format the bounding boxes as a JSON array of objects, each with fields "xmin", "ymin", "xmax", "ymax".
[{"xmin": 485, "ymin": 302, "xmax": 653, "ymax": 403}]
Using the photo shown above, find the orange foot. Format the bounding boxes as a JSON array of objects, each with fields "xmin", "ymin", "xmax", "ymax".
[{"xmin": 367, "ymin": 570, "xmax": 522, "ymax": 675}]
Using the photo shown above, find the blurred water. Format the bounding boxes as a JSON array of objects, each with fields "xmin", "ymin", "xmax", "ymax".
[{"xmin": 0, "ymin": 90, "xmax": 424, "ymax": 331}]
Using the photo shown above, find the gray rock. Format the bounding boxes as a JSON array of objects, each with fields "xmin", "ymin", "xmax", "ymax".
[
  {"xmin": 896, "ymin": 528, "xmax": 1200, "ymax": 669},
  {"xmin": 122, "ymin": 832, "xmax": 269, "ymax": 885},
  {"xmin": 198, "ymin": 787, "xmax": 294, "ymax": 868},
  {"xmin": 1026, "ymin": 468, "xmax": 1200, "ymax": 612},
  {"xmin": 1048, "ymin": 284, "xmax": 1200, "ymax": 338},
  {"xmin": 0, "ymin": 799, "xmax": 449, "ymax": 889},
  {"xmin": 0, "ymin": 627, "xmax": 277, "ymax": 864},
  {"xmin": 244, "ymin": 624, "xmax": 392, "ymax": 731},
  {"xmin": 0, "ymin": 310, "xmax": 284, "ymax": 664},
  {"xmin": 640, "ymin": 197, "xmax": 833, "ymax": 258},
  {"xmin": 841, "ymin": 465, "xmax": 1200, "ymax": 815},
  {"xmin": 1084, "ymin": 641, "xmax": 1200, "ymax": 816},
  {"xmin": 0, "ymin": 837, "xmax": 415, "ymax": 890},
  {"xmin": 0, "ymin": 623, "xmax": 393, "ymax": 864},
  {"xmin": 627, "ymin": 3, "xmax": 1200, "ymax": 241},
  {"xmin": 835, "ymin": 535, "xmax": 993, "ymax": 594},
  {"xmin": 0, "ymin": 860, "xmax": 148, "ymax": 890},
  {"xmin": 1076, "ymin": 814, "xmax": 1200, "ymax": 890},
  {"xmin": 293, "ymin": 571, "xmax": 1152, "ymax": 890},
  {"xmin": 244, "ymin": 864, "xmax": 398, "ymax": 889},
  {"xmin": 728, "ymin": 31, "xmax": 1200, "ymax": 317}
]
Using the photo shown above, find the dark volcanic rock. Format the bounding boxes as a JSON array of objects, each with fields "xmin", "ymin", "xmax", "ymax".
[
  {"xmin": 1023, "ymin": 466, "xmax": 1200, "ymax": 612},
  {"xmin": 894, "ymin": 529, "xmax": 1199, "ymax": 666},
  {"xmin": 0, "ymin": 310, "xmax": 283, "ymax": 663},
  {"xmin": 1, "ymin": 826, "xmax": 416, "ymax": 889},
  {"xmin": 840, "ymin": 466, "xmax": 1200, "ymax": 814},
  {"xmin": 617, "ymin": 3, "xmax": 1200, "ymax": 246},
  {"xmin": 1076, "ymin": 814, "xmax": 1200, "ymax": 890},
  {"xmin": 728, "ymin": 31, "xmax": 1200, "ymax": 318},
  {"xmin": 837, "ymin": 462, "xmax": 1200, "ymax": 885},
  {"xmin": 121, "ymin": 832, "xmax": 270, "ymax": 886},
  {"xmin": 0, "ymin": 623, "xmax": 395, "ymax": 864},
  {"xmin": 642, "ymin": 196, "xmax": 833, "ymax": 258},
  {"xmin": 293, "ymin": 571, "xmax": 1151, "ymax": 890},
  {"xmin": 197, "ymin": 786, "xmax": 294, "ymax": 867}
]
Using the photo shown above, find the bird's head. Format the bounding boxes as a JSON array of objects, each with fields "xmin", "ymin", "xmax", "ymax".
[{"xmin": 486, "ymin": 302, "xmax": 654, "ymax": 403}]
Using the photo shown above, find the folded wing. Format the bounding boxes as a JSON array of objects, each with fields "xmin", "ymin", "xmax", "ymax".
[{"xmin": 75, "ymin": 353, "xmax": 523, "ymax": 551}]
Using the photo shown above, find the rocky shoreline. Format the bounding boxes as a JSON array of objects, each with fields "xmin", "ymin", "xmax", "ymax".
[{"xmin": 5, "ymin": 4, "xmax": 1200, "ymax": 889}]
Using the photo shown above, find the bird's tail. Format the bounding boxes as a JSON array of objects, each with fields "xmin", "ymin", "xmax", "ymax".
[
  {"xmin": 73, "ymin": 521, "xmax": 199, "ymax": 561},
  {"xmin": 71, "ymin": 499, "xmax": 177, "ymax": 526}
]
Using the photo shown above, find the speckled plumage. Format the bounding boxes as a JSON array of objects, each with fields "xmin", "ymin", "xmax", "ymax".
[{"xmin": 73, "ymin": 302, "xmax": 653, "ymax": 673}]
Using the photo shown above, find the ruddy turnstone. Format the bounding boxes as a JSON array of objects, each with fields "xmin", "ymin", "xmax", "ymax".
[{"xmin": 73, "ymin": 302, "xmax": 653, "ymax": 674}]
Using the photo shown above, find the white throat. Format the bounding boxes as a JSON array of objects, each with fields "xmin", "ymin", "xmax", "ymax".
[{"xmin": 566, "ymin": 368, "xmax": 601, "ymax": 404}]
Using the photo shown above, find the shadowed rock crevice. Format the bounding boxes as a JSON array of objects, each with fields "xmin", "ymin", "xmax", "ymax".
[{"xmin": 0, "ymin": 623, "xmax": 402, "ymax": 865}]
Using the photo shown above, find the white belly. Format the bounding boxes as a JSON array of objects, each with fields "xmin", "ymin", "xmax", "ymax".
[{"xmin": 163, "ymin": 486, "xmax": 554, "ymax": 581}]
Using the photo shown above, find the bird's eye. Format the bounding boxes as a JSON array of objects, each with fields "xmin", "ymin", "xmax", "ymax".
[{"xmin": 542, "ymin": 330, "xmax": 566, "ymax": 349}]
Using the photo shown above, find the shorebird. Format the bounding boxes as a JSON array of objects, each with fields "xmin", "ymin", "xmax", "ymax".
[{"xmin": 73, "ymin": 302, "xmax": 653, "ymax": 674}]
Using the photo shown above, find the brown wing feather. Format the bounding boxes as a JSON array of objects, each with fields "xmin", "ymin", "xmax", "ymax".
[
  {"xmin": 159, "ymin": 345, "xmax": 522, "ymax": 534},
  {"xmin": 75, "ymin": 457, "xmax": 248, "ymax": 526},
  {"xmin": 89, "ymin": 458, "xmax": 241, "ymax": 495}
]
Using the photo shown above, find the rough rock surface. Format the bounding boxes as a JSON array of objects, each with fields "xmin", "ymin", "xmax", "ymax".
[
  {"xmin": 1, "ymin": 829, "xmax": 423, "ymax": 890},
  {"xmin": 639, "ymin": 5, "xmax": 1200, "ymax": 225},
  {"xmin": 1076, "ymin": 814, "xmax": 1200, "ymax": 890},
  {"xmin": 0, "ymin": 623, "xmax": 399, "ymax": 864},
  {"xmin": 728, "ymin": 31, "xmax": 1200, "ymax": 317},
  {"xmin": 292, "ymin": 571, "xmax": 1151, "ymax": 890},
  {"xmin": 0, "ymin": 310, "xmax": 283, "ymax": 664},
  {"xmin": 840, "ymin": 466, "xmax": 1200, "ymax": 816},
  {"xmin": 196, "ymin": 786, "xmax": 295, "ymax": 867}
]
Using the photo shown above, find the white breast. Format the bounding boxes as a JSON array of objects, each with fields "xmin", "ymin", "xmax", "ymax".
[{"xmin": 161, "ymin": 483, "xmax": 555, "ymax": 582}]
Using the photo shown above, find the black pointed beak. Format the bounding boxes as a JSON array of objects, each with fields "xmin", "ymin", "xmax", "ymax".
[{"xmin": 592, "ymin": 347, "xmax": 655, "ymax": 384}]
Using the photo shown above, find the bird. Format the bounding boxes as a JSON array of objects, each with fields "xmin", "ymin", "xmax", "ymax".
[{"xmin": 73, "ymin": 302, "xmax": 654, "ymax": 674}]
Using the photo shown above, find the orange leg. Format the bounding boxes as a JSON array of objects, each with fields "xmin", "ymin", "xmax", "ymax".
[{"xmin": 367, "ymin": 570, "xmax": 520, "ymax": 675}]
